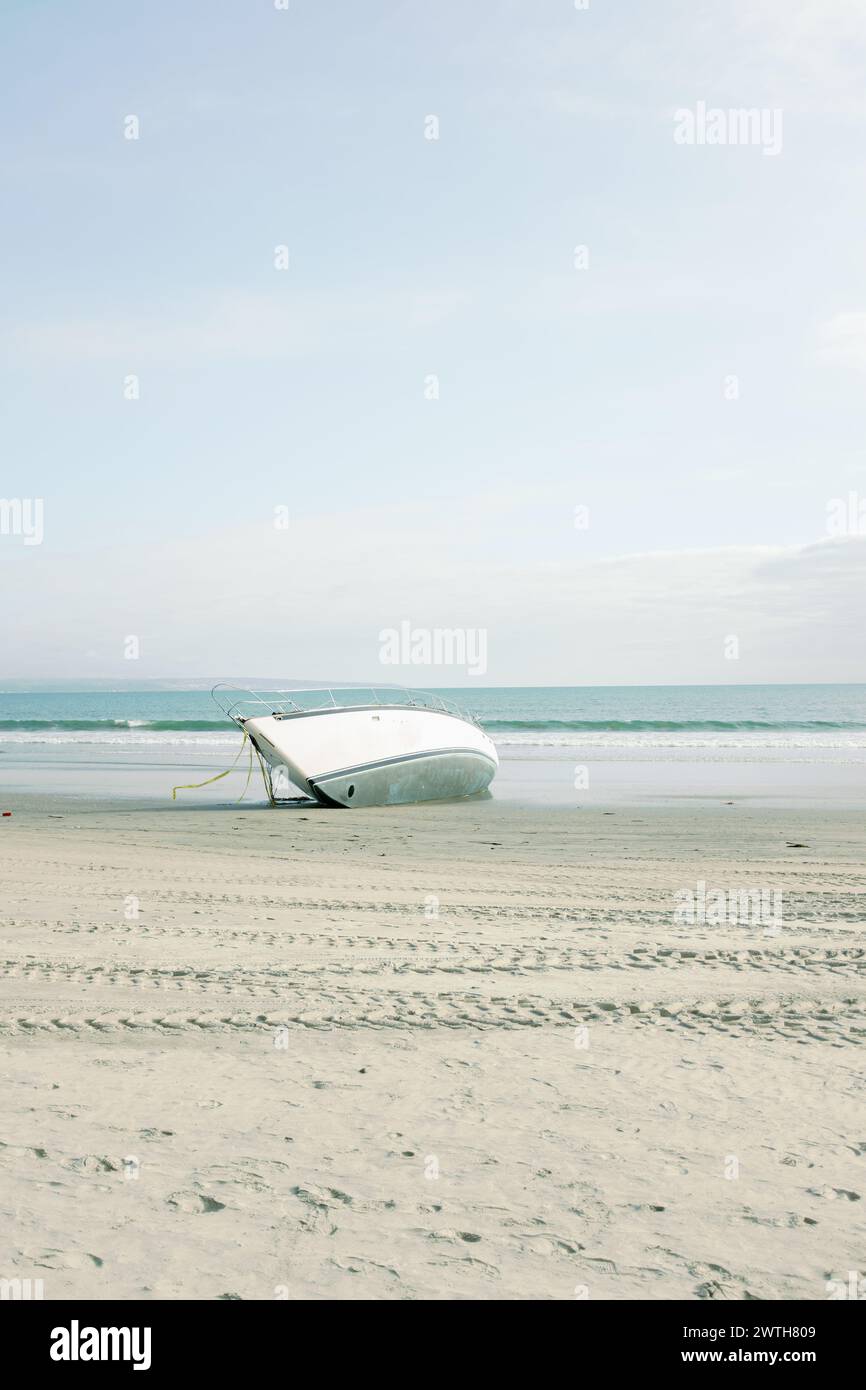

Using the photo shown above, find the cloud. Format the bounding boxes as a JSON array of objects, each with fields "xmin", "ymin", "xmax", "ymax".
[
  {"xmin": 1, "ymin": 286, "xmax": 470, "ymax": 366},
  {"xmin": 735, "ymin": 0, "xmax": 866, "ymax": 113},
  {"xmin": 4, "ymin": 510, "xmax": 864, "ymax": 685},
  {"xmin": 493, "ymin": 0, "xmax": 866, "ymax": 120},
  {"xmin": 818, "ymin": 312, "xmax": 866, "ymax": 372},
  {"xmin": 699, "ymin": 468, "xmax": 748, "ymax": 483}
]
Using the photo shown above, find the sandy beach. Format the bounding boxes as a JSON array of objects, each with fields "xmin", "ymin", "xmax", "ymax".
[{"xmin": 1, "ymin": 794, "xmax": 863, "ymax": 1301}]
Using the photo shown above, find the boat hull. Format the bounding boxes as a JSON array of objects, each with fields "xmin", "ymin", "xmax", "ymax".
[{"xmin": 244, "ymin": 706, "xmax": 497, "ymax": 808}]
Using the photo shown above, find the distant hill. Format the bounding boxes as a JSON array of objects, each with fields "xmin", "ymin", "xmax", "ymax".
[{"xmin": 0, "ymin": 677, "xmax": 400, "ymax": 693}]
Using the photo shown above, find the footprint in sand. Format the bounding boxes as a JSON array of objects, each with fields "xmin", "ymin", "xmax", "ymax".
[
  {"xmin": 27, "ymin": 1249, "xmax": 104, "ymax": 1270},
  {"xmin": 166, "ymin": 1191, "xmax": 226, "ymax": 1214},
  {"xmin": 807, "ymin": 1186, "xmax": 860, "ymax": 1202},
  {"xmin": 426, "ymin": 1229, "xmax": 482, "ymax": 1245},
  {"xmin": 63, "ymin": 1155, "xmax": 119, "ymax": 1175},
  {"xmin": 696, "ymin": 1279, "xmax": 741, "ymax": 1299}
]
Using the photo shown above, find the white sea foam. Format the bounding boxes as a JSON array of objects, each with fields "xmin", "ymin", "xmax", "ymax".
[
  {"xmin": 2, "ymin": 727, "xmax": 866, "ymax": 764},
  {"xmin": 493, "ymin": 730, "xmax": 866, "ymax": 751},
  {"xmin": 0, "ymin": 732, "xmax": 238, "ymax": 747}
]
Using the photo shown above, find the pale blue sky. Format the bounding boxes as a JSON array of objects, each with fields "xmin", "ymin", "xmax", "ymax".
[{"xmin": 2, "ymin": 0, "xmax": 865, "ymax": 683}]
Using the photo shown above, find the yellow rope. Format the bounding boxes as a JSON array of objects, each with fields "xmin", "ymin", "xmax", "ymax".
[
  {"xmin": 253, "ymin": 744, "xmax": 277, "ymax": 805},
  {"xmin": 236, "ymin": 730, "xmax": 255, "ymax": 802},
  {"xmin": 171, "ymin": 728, "xmax": 250, "ymax": 801}
]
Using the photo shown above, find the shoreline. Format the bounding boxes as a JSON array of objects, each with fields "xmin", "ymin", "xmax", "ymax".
[{"xmin": 2, "ymin": 747, "xmax": 866, "ymax": 810}]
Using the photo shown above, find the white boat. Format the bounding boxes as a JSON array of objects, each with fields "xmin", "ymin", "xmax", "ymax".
[{"xmin": 213, "ymin": 685, "xmax": 498, "ymax": 808}]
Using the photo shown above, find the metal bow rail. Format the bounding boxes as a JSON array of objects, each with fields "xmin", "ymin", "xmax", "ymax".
[{"xmin": 211, "ymin": 683, "xmax": 482, "ymax": 728}]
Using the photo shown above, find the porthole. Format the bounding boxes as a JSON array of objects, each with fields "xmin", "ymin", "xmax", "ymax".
[{"xmin": 347, "ymin": 784, "xmax": 355, "ymax": 798}]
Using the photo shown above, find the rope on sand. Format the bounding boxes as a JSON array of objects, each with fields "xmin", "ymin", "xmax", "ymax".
[{"xmin": 170, "ymin": 728, "xmax": 254, "ymax": 802}]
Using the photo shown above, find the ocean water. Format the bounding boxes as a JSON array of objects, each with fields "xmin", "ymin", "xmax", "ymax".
[
  {"xmin": 0, "ymin": 684, "xmax": 864, "ymax": 754},
  {"xmin": 1, "ymin": 684, "xmax": 864, "ymax": 806}
]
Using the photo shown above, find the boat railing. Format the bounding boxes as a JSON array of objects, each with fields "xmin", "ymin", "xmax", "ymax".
[{"xmin": 211, "ymin": 683, "xmax": 482, "ymax": 728}]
